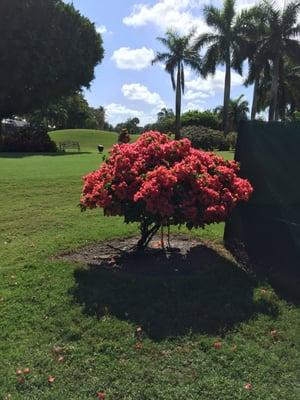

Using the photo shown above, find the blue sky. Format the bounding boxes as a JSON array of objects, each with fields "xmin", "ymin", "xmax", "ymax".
[{"xmin": 66, "ymin": 0, "xmax": 284, "ymax": 126}]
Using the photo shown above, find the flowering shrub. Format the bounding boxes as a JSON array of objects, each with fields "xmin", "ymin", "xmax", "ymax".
[{"xmin": 81, "ymin": 131, "xmax": 253, "ymax": 249}]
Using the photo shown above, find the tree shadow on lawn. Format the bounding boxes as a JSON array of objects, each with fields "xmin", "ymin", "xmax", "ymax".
[
  {"xmin": 72, "ymin": 242, "xmax": 279, "ymax": 340},
  {"xmin": 0, "ymin": 151, "xmax": 92, "ymax": 158},
  {"xmin": 226, "ymin": 240, "xmax": 300, "ymax": 304}
]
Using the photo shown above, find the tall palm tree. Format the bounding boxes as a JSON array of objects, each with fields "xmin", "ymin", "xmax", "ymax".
[
  {"xmin": 278, "ymin": 62, "xmax": 300, "ymax": 120},
  {"xmin": 235, "ymin": 6, "xmax": 269, "ymax": 120},
  {"xmin": 195, "ymin": 0, "xmax": 244, "ymax": 134},
  {"xmin": 254, "ymin": 0, "xmax": 300, "ymax": 121},
  {"xmin": 259, "ymin": 58, "xmax": 300, "ymax": 120},
  {"xmin": 250, "ymin": 56, "xmax": 300, "ymax": 121},
  {"xmin": 152, "ymin": 30, "xmax": 201, "ymax": 139},
  {"xmin": 281, "ymin": 63, "xmax": 300, "ymax": 118}
]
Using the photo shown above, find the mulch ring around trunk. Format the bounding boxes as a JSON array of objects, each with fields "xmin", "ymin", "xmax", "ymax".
[{"xmin": 55, "ymin": 234, "xmax": 237, "ymax": 277}]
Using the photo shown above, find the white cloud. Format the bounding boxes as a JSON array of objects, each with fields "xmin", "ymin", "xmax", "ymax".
[
  {"xmin": 105, "ymin": 103, "xmax": 144, "ymax": 125},
  {"xmin": 181, "ymin": 68, "xmax": 244, "ymax": 110},
  {"xmin": 236, "ymin": 0, "xmax": 285, "ymax": 12},
  {"xmin": 185, "ymin": 69, "xmax": 243, "ymax": 98},
  {"xmin": 184, "ymin": 89, "xmax": 209, "ymax": 101},
  {"xmin": 123, "ymin": 0, "xmax": 208, "ymax": 36},
  {"xmin": 235, "ymin": 0, "xmax": 257, "ymax": 12},
  {"xmin": 122, "ymin": 83, "xmax": 165, "ymax": 107},
  {"xmin": 105, "ymin": 103, "xmax": 143, "ymax": 118},
  {"xmin": 105, "ymin": 103, "xmax": 160, "ymax": 126},
  {"xmin": 184, "ymin": 101, "xmax": 204, "ymax": 112},
  {"xmin": 96, "ymin": 25, "xmax": 112, "ymax": 35},
  {"xmin": 111, "ymin": 47, "xmax": 155, "ymax": 70},
  {"xmin": 123, "ymin": 0, "xmax": 288, "ymax": 37},
  {"xmin": 121, "ymin": 83, "xmax": 167, "ymax": 124}
]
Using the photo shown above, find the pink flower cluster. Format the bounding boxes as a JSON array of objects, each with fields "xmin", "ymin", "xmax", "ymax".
[{"xmin": 81, "ymin": 131, "xmax": 253, "ymax": 228}]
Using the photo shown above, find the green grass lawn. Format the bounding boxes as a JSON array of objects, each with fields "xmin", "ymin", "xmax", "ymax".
[{"xmin": 0, "ymin": 130, "xmax": 299, "ymax": 399}]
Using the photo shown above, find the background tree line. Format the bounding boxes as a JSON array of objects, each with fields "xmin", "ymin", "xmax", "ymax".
[
  {"xmin": 26, "ymin": 92, "xmax": 114, "ymax": 131},
  {"xmin": 153, "ymin": 0, "xmax": 300, "ymax": 138}
]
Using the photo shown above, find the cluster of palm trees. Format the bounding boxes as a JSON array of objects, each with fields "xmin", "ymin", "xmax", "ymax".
[{"xmin": 152, "ymin": 0, "xmax": 300, "ymax": 138}]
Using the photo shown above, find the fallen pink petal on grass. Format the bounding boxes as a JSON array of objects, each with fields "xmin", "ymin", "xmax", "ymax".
[
  {"xmin": 23, "ymin": 368, "xmax": 31, "ymax": 375},
  {"xmin": 53, "ymin": 345, "xmax": 64, "ymax": 354},
  {"xmin": 135, "ymin": 342, "xmax": 143, "ymax": 350},
  {"xmin": 244, "ymin": 383, "xmax": 252, "ymax": 390},
  {"xmin": 213, "ymin": 341, "xmax": 222, "ymax": 349},
  {"xmin": 48, "ymin": 375, "xmax": 56, "ymax": 383}
]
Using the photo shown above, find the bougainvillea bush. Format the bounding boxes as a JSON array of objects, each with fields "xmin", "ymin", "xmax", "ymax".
[{"xmin": 81, "ymin": 131, "xmax": 253, "ymax": 249}]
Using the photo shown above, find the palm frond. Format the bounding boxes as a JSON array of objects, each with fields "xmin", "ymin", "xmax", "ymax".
[
  {"xmin": 201, "ymin": 43, "xmax": 220, "ymax": 77},
  {"xmin": 223, "ymin": 0, "xmax": 236, "ymax": 29},
  {"xmin": 282, "ymin": 1, "xmax": 300, "ymax": 32},
  {"xmin": 165, "ymin": 60, "xmax": 176, "ymax": 91},
  {"xmin": 183, "ymin": 57, "xmax": 202, "ymax": 74},
  {"xmin": 152, "ymin": 52, "xmax": 170, "ymax": 65},
  {"xmin": 284, "ymin": 38, "xmax": 300, "ymax": 63},
  {"xmin": 203, "ymin": 5, "xmax": 224, "ymax": 31},
  {"xmin": 194, "ymin": 33, "xmax": 219, "ymax": 51}
]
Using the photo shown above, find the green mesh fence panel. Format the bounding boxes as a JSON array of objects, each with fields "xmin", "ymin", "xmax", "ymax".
[{"xmin": 224, "ymin": 120, "xmax": 300, "ymax": 267}]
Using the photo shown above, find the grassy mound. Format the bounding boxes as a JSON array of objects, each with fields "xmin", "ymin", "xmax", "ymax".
[{"xmin": 49, "ymin": 129, "xmax": 119, "ymax": 152}]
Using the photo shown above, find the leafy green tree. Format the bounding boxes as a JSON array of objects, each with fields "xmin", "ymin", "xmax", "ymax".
[
  {"xmin": 0, "ymin": 0, "xmax": 103, "ymax": 120},
  {"xmin": 181, "ymin": 110, "xmax": 221, "ymax": 130},
  {"xmin": 27, "ymin": 92, "xmax": 93, "ymax": 129},
  {"xmin": 89, "ymin": 107, "xmax": 106, "ymax": 130},
  {"xmin": 103, "ymin": 122, "xmax": 115, "ymax": 132},
  {"xmin": 152, "ymin": 30, "xmax": 201, "ymax": 139},
  {"xmin": 115, "ymin": 118, "xmax": 142, "ymax": 135},
  {"xmin": 157, "ymin": 108, "xmax": 175, "ymax": 121},
  {"xmin": 195, "ymin": 0, "xmax": 245, "ymax": 133}
]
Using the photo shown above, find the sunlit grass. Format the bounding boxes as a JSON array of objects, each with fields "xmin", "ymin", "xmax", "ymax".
[{"xmin": 0, "ymin": 138, "xmax": 299, "ymax": 399}]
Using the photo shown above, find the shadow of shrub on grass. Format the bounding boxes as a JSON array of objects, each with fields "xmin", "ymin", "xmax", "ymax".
[
  {"xmin": 0, "ymin": 151, "xmax": 91, "ymax": 158},
  {"xmin": 72, "ymin": 244, "xmax": 279, "ymax": 340}
]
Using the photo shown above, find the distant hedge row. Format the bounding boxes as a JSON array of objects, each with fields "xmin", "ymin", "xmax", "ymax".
[
  {"xmin": 0, "ymin": 124, "xmax": 57, "ymax": 152},
  {"xmin": 181, "ymin": 126, "xmax": 237, "ymax": 151}
]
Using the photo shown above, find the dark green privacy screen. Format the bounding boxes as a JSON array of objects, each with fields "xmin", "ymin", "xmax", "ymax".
[{"xmin": 224, "ymin": 121, "xmax": 300, "ymax": 267}]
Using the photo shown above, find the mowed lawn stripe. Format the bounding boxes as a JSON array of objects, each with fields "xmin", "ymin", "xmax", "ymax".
[{"xmin": 0, "ymin": 131, "xmax": 299, "ymax": 399}]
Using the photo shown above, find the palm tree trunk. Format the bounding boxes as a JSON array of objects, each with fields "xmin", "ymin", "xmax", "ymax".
[
  {"xmin": 223, "ymin": 55, "xmax": 231, "ymax": 134},
  {"xmin": 269, "ymin": 54, "xmax": 280, "ymax": 121},
  {"xmin": 175, "ymin": 62, "xmax": 181, "ymax": 140},
  {"xmin": 251, "ymin": 76, "xmax": 259, "ymax": 120},
  {"xmin": 279, "ymin": 107, "xmax": 284, "ymax": 121},
  {"xmin": 291, "ymin": 101, "xmax": 296, "ymax": 118}
]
